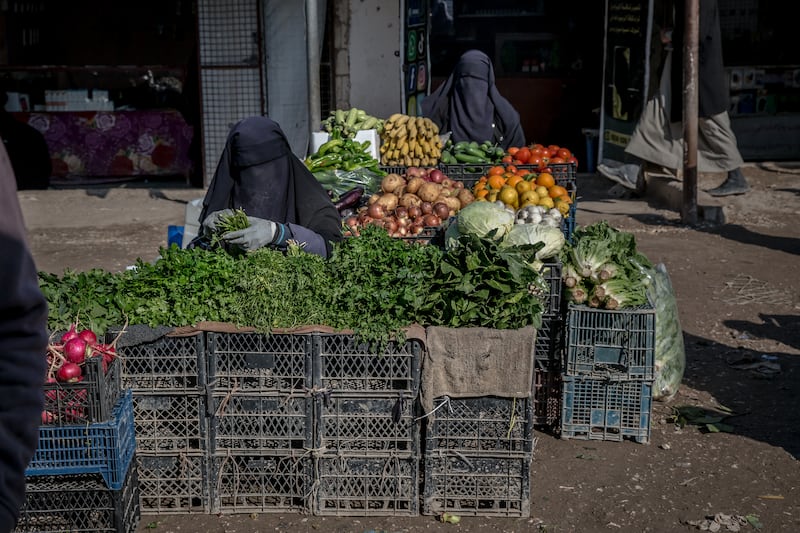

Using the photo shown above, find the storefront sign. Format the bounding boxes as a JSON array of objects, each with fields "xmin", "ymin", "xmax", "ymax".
[{"xmin": 401, "ymin": 0, "xmax": 430, "ymax": 116}]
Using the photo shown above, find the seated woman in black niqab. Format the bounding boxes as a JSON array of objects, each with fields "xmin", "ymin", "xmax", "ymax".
[
  {"xmin": 422, "ymin": 50, "xmax": 525, "ymax": 150},
  {"xmin": 198, "ymin": 116, "xmax": 342, "ymax": 258}
]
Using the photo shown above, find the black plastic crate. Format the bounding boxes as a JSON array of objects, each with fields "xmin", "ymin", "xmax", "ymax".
[
  {"xmin": 560, "ymin": 376, "xmax": 652, "ymax": 444},
  {"xmin": 424, "ymin": 395, "xmax": 534, "ymax": 454},
  {"xmin": 534, "ymin": 366, "xmax": 562, "ymax": 429},
  {"xmin": 207, "ymin": 332, "xmax": 312, "ymax": 392},
  {"xmin": 43, "ymin": 355, "xmax": 122, "ymax": 426},
  {"xmin": 423, "ymin": 451, "xmax": 531, "ymax": 518},
  {"xmin": 132, "ymin": 393, "xmax": 208, "ymax": 453},
  {"xmin": 136, "ymin": 453, "xmax": 211, "ymax": 514},
  {"xmin": 539, "ymin": 260, "xmax": 563, "ymax": 317},
  {"xmin": 16, "ymin": 461, "xmax": 140, "ymax": 533},
  {"xmin": 315, "ymin": 395, "xmax": 419, "ymax": 454},
  {"xmin": 439, "ymin": 162, "xmax": 577, "ymax": 189},
  {"xmin": 28, "ymin": 390, "xmax": 136, "ymax": 491},
  {"xmin": 209, "ymin": 393, "xmax": 312, "ymax": 454},
  {"xmin": 314, "ymin": 453, "xmax": 419, "ymax": 516},
  {"xmin": 378, "ymin": 165, "xmax": 407, "ymax": 176},
  {"xmin": 210, "ymin": 453, "xmax": 310, "ymax": 514},
  {"xmin": 109, "ymin": 327, "xmax": 205, "ymax": 393},
  {"xmin": 565, "ymin": 304, "xmax": 656, "ymax": 380},
  {"xmin": 314, "ymin": 333, "xmax": 422, "ymax": 395},
  {"xmin": 535, "ymin": 315, "xmax": 564, "ymax": 370}
]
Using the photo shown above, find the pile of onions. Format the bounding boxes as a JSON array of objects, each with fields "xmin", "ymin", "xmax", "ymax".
[{"xmin": 42, "ymin": 323, "xmax": 119, "ymax": 424}]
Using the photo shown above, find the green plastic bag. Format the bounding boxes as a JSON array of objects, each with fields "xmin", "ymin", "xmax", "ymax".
[{"xmin": 645, "ymin": 263, "xmax": 686, "ymax": 401}]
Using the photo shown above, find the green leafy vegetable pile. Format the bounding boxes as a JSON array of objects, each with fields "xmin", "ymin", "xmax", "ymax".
[
  {"xmin": 40, "ymin": 225, "xmax": 549, "ymax": 347},
  {"xmin": 560, "ymin": 221, "xmax": 653, "ymax": 309}
]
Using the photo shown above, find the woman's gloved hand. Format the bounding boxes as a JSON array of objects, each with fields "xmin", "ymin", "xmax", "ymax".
[
  {"xmin": 223, "ymin": 216, "xmax": 279, "ymax": 250},
  {"xmin": 201, "ymin": 209, "xmax": 235, "ymax": 237}
]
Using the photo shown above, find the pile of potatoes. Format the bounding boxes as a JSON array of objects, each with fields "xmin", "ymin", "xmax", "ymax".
[{"xmin": 343, "ymin": 167, "xmax": 475, "ymax": 238}]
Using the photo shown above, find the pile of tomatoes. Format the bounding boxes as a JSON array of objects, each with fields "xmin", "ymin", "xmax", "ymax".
[{"xmin": 503, "ymin": 143, "xmax": 578, "ymax": 169}]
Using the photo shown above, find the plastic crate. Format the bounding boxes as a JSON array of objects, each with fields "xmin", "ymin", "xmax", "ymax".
[
  {"xmin": 378, "ymin": 165, "xmax": 407, "ymax": 176},
  {"xmin": 424, "ymin": 395, "xmax": 534, "ymax": 454},
  {"xmin": 209, "ymin": 393, "xmax": 312, "ymax": 454},
  {"xmin": 400, "ymin": 225, "xmax": 441, "ymax": 246},
  {"xmin": 16, "ymin": 460, "xmax": 140, "ymax": 533},
  {"xmin": 560, "ymin": 376, "xmax": 653, "ymax": 444},
  {"xmin": 207, "ymin": 332, "xmax": 312, "ymax": 392},
  {"xmin": 563, "ymin": 200, "xmax": 577, "ymax": 241},
  {"xmin": 132, "ymin": 393, "xmax": 208, "ymax": 453},
  {"xmin": 423, "ymin": 451, "xmax": 531, "ymax": 517},
  {"xmin": 315, "ymin": 395, "xmax": 419, "ymax": 454},
  {"xmin": 439, "ymin": 161, "xmax": 577, "ymax": 189},
  {"xmin": 539, "ymin": 260, "xmax": 563, "ymax": 317},
  {"xmin": 210, "ymin": 453, "xmax": 310, "ymax": 514},
  {"xmin": 533, "ymin": 315, "xmax": 564, "ymax": 428},
  {"xmin": 43, "ymin": 355, "xmax": 122, "ymax": 426},
  {"xmin": 314, "ymin": 333, "xmax": 422, "ymax": 395},
  {"xmin": 28, "ymin": 390, "xmax": 136, "ymax": 490},
  {"xmin": 136, "ymin": 453, "xmax": 211, "ymax": 514},
  {"xmin": 109, "ymin": 327, "xmax": 205, "ymax": 393},
  {"xmin": 314, "ymin": 453, "xmax": 419, "ymax": 516},
  {"xmin": 565, "ymin": 304, "xmax": 656, "ymax": 380}
]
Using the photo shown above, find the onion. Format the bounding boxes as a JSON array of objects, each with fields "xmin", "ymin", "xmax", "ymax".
[
  {"xmin": 367, "ymin": 203, "xmax": 385, "ymax": 220},
  {"xmin": 422, "ymin": 214, "xmax": 442, "ymax": 227},
  {"xmin": 428, "ymin": 169, "xmax": 445, "ymax": 183},
  {"xmin": 78, "ymin": 329, "xmax": 97, "ymax": 346},
  {"xmin": 395, "ymin": 206, "xmax": 409, "ymax": 220},
  {"xmin": 407, "ymin": 205, "xmax": 422, "ymax": 219},
  {"xmin": 433, "ymin": 202, "xmax": 450, "ymax": 220},
  {"xmin": 384, "ymin": 216, "xmax": 399, "ymax": 234},
  {"xmin": 64, "ymin": 338, "xmax": 88, "ymax": 364},
  {"xmin": 57, "ymin": 362, "xmax": 83, "ymax": 383},
  {"xmin": 420, "ymin": 201, "xmax": 433, "ymax": 215},
  {"xmin": 345, "ymin": 216, "xmax": 359, "ymax": 230}
]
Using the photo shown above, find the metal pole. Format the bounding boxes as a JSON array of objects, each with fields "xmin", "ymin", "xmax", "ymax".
[
  {"xmin": 681, "ymin": 0, "xmax": 699, "ymax": 224},
  {"xmin": 306, "ymin": 0, "xmax": 322, "ymax": 139}
]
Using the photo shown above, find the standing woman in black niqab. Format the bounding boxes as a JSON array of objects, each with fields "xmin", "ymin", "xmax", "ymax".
[
  {"xmin": 422, "ymin": 50, "xmax": 525, "ymax": 150},
  {"xmin": 199, "ymin": 116, "xmax": 342, "ymax": 258}
]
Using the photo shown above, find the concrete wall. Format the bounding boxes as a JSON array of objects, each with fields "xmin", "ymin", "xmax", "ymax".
[{"xmin": 342, "ymin": 0, "xmax": 402, "ymax": 117}]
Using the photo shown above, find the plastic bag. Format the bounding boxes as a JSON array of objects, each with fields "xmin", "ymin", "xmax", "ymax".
[
  {"xmin": 645, "ymin": 263, "xmax": 686, "ymax": 401},
  {"xmin": 313, "ymin": 167, "xmax": 384, "ymax": 198}
]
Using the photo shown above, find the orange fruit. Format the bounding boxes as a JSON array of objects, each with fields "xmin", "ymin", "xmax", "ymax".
[
  {"xmin": 475, "ymin": 188, "xmax": 489, "ymax": 199},
  {"xmin": 487, "ymin": 174, "xmax": 506, "ymax": 190},
  {"xmin": 557, "ymin": 193, "xmax": 572, "ymax": 204},
  {"xmin": 506, "ymin": 174, "xmax": 523, "ymax": 188},
  {"xmin": 536, "ymin": 173, "xmax": 555, "ymax": 188},
  {"xmin": 548, "ymin": 185, "xmax": 568, "ymax": 199},
  {"xmin": 505, "ymin": 164, "xmax": 518, "ymax": 175}
]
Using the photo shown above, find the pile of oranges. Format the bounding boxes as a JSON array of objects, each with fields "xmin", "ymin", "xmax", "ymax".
[{"xmin": 472, "ymin": 165, "xmax": 573, "ymax": 216}]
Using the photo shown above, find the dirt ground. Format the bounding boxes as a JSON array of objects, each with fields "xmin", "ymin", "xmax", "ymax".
[{"xmin": 18, "ymin": 164, "xmax": 800, "ymax": 532}]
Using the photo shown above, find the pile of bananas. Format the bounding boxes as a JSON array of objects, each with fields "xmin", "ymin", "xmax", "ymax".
[
  {"xmin": 379, "ymin": 113, "xmax": 443, "ymax": 167},
  {"xmin": 321, "ymin": 107, "xmax": 384, "ymax": 139}
]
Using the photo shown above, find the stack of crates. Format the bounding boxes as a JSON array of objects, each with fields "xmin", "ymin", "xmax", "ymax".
[
  {"xmin": 560, "ymin": 304, "xmax": 656, "ymax": 444},
  {"xmin": 206, "ymin": 332, "xmax": 313, "ymax": 514},
  {"xmin": 113, "ymin": 327, "xmax": 211, "ymax": 513},
  {"xmin": 421, "ymin": 336, "xmax": 537, "ymax": 518},
  {"xmin": 312, "ymin": 333, "xmax": 423, "ymax": 516},
  {"xmin": 18, "ymin": 357, "xmax": 140, "ymax": 532},
  {"xmin": 534, "ymin": 261, "xmax": 566, "ymax": 429}
]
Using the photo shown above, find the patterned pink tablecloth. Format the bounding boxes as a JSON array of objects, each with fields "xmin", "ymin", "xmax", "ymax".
[{"xmin": 13, "ymin": 109, "xmax": 194, "ymax": 179}]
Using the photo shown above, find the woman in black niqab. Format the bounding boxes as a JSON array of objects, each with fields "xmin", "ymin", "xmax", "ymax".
[
  {"xmin": 422, "ymin": 50, "xmax": 525, "ymax": 149},
  {"xmin": 199, "ymin": 116, "xmax": 342, "ymax": 257}
]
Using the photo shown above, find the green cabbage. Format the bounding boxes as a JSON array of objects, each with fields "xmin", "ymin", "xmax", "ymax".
[
  {"xmin": 456, "ymin": 202, "xmax": 514, "ymax": 240},
  {"xmin": 501, "ymin": 223, "xmax": 566, "ymax": 260}
]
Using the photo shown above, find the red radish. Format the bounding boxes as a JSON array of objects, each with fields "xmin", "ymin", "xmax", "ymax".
[
  {"xmin": 60, "ymin": 325, "xmax": 78, "ymax": 344},
  {"xmin": 78, "ymin": 329, "xmax": 98, "ymax": 346},
  {"xmin": 428, "ymin": 169, "xmax": 445, "ymax": 183},
  {"xmin": 64, "ymin": 338, "xmax": 88, "ymax": 364},
  {"xmin": 56, "ymin": 362, "xmax": 82, "ymax": 382}
]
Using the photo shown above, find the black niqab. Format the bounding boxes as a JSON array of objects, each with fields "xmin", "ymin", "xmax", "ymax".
[
  {"xmin": 422, "ymin": 50, "xmax": 525, "ymax": 149},
  {"xmin": 200, "ymin": 116, "xmax": 341, "ymax": 247}
]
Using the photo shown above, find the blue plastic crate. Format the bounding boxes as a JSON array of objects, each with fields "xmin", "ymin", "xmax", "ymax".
[
  {"xmin": 565, "ymin": 304, "xmax": 656, "ymax": 380},
  {"xmin": 560, "ymin": 376, "xmax": 652, "ymax": 444},
  {"xmin": 27, "ymin": 389, "xmax": 136, "ymax": 490}
]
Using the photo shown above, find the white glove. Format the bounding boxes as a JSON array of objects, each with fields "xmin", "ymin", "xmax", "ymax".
[
  {"xmin": 223, "ymin": 216, "xmax": 279, "ymax": 250},
  {"xmin": 201, "ymin": 209, "xmax": 235, "ymax": 237}
]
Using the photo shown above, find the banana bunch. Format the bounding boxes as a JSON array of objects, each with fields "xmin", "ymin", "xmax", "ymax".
[
  {"xmin": 321, "ymin": 107, "xmax": 384, "ymax": 139},
  {"xmin": 379, "ymin": 113, "xmax": 443, "ymax": 167}
]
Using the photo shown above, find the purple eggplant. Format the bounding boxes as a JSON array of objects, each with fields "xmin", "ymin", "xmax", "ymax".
[{"xmin": 334, "ymin": 186, "xmax": 365, "ymax": 213}]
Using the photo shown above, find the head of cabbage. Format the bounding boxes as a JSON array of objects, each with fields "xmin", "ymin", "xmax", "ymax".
[
  {"xmin": 456, "ymin": 201, "xmax": 515, "ymax": 241},
  {"xmin": 500, "ymin": 223, "xmax": 566, "ymax": 260}
]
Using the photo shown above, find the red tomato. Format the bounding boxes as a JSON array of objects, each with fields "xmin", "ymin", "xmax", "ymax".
[
  {"xmin": 529, "ymin": 155, "xmax": 543, "ymax": 167},
  {"xmin": 549, "ymin": 156, "xmax": 566, "ymax": 164},
  {"xmin": 567, "ymin": 156, "xmax": 579, "ymax": 166},
  {"xmin": 547, "ymin": 144, "xmax": 561, "ymax": 152},
  {"xmin": 502, "ymin": 155, "xmax": 513, "ymax": 164},
  {"xmin": 557, "ymin": 148, "xmax": 572, "ymax": 160},
  {"xmin": 516, "ymin": 147, "xmax": 531, "ymax": 164}
]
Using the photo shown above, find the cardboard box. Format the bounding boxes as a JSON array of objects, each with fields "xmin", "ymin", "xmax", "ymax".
[{"xmin": 310, "ymin": 129, "xmax": 380, "ymax": 161}]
